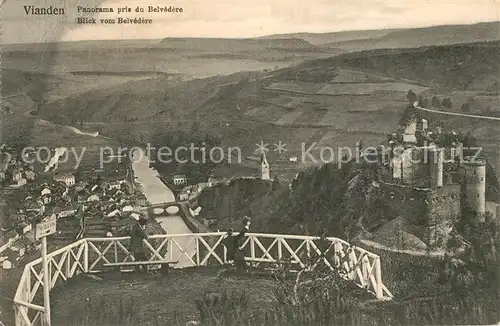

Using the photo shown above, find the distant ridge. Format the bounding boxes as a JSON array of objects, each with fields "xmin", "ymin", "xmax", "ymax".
[
  {"xmin": 322, "ymin": 21, "xmax": 500, "ymax": 51},
  {"xmin": 159, "ymin": 37, "xmax": 318, "ymax": 52},
  {"xmin": 259, "ymin": 28, "xmax": 404, "ymax": 45},
  {"xmin": 259, "ymin": 21, "xmax": 500, "ymax": 51}
]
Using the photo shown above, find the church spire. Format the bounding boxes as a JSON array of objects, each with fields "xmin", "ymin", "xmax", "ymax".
[{"xmin": 260, "ymin": 151, "xmax": 270, "ymax": 180}]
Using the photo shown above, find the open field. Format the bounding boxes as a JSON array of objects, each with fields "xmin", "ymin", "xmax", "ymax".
[
  {"xmin": 266, "ymin": 81, "xmax": 429, "ymax": 96},
  {"xmin": 329, "ymin": 68, "xmax": 396, "ymax": 83},
  {"xmin": 317, "ymin": 83, "xmax": 429, "ymax": 95}
]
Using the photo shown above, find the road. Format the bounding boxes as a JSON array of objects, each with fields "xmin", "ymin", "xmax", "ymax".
[{"xmin": 414, "ymin": 104, "xmax": 500, "ymax": 121}]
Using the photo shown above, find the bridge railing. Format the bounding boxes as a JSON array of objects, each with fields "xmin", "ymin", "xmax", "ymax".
[{"xmin": 13, "ymin": 232, "xmax": 392, "ymax": 326}]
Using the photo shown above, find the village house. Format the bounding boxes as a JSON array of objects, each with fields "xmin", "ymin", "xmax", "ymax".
[
  {"xmin": 90, "ymin": 184, "xmax": 103, "ymax": 193},
  {"xmin": 12, "ymin": 169, "xmax": 23, "ymax": 183},
  {"xmin": 0, "ymin": 250, "xmax": 17, "ymax": 269},
  {"xmin": 16, "ymin": 178, "xmax": 27, "ymax": 186},
  {"xmin": 40, "ymin": 187, "xmax": 51, "ymax": 197},
  {"xmin": 57, "ymin": 205, "xmax": 78, "ymax": 219},
  {"xmin": 54, "ymin": 172, "xmax": 75, "ymax": 186},
  {"xmin": 130, "ymin": 212, "xmax": 141, "ymax": 220},
  {"xmin": 173, "ymin": 174, "xmax": 187, "ymax": 186},
  {"xmin": 24, "ymin": 200, "xmax": 43, "ymax": 214},
  {"xmin": 24, "ymin": 170, "xmax": 36, "ymax": 181},
  {"xmin": 179, "ymin": 191, "xmax": 189, "ymax": 201},
  {"xmin": 108, "ymin": 180, "xmax": 122, "ymax": 190},
  {"xmin": 107, "ymin": 209, "xmax": 121, "ymax": 218},
  {"xmin": 0, "ymin": 230, "xmax": 20, "ymax": 254},
  {"xmin": 41, "ymin": 193, "xmax": 51, "ymax": 205}
]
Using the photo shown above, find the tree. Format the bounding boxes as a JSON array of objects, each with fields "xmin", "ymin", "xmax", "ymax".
[
  {"xmin": 422, "ymin": 97, "xmax": 429, "ymax": 108},
  {"xmin": 406, "ymin": 89, "xmax": 417, "ymax": 104},
  {"xmin": 442, "ymin": 98, "xmax": 452, "ymax": 109},
  {"xmin": 417, "ymin": 95, "xmax": 424, "ymax": 107},
  {"xmin": 485, "ymin": 106, "xmax": 493, "ymax": 116},
  {"xmin": 461, "ymin": 102, "xmax": 471, "ymax": 113},
  {"xmin": 432, "ymin": 96, "xmax": 441, "ymax": 108},
  {"xmin": 272, "ymin": 174, "xmax": 280, "ymax": 191}
]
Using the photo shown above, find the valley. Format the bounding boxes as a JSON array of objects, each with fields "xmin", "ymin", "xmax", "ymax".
[{"xmin": 1, "ymin": 20, "xmax": 500, "ymax": 326}]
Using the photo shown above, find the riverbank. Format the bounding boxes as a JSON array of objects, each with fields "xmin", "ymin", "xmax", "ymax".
[{"xmin": 130, "ymin": 148, "xmax": 197, "ymax": 267}]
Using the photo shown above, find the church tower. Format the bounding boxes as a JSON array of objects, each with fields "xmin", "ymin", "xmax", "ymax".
[{"xmin": 261, "ymin": 152, "xmax": 270, "ymax": 180}]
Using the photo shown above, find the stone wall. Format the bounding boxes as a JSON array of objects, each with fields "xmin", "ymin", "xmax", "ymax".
[
  {"xmin": 379, "ymin": 182, "xmax": 461, "ymax": 246},
  {"xmin": 425, "ymin": 184, "xmax": 461, "ymax": 246},
  {"xmin": 401, "ymin": 147, "xmax": 431, "ymax": 187},
  {"xmin": 379, "ymin": 182, "xmax": 428, "ymax": 225}
]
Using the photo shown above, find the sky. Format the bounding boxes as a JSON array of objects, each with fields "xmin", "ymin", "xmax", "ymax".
[{"xmin": 2, "ymin": 0, "xmax": 500, "ymax": 44}]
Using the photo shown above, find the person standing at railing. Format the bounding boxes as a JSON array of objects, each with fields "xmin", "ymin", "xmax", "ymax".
[
  {"xmin": 129, "ymin": 217, "xmax": 149, "ymax": 272},
  {"xmin": 223, "ymin": 216, "xmax": 251, "ymax": 273}
]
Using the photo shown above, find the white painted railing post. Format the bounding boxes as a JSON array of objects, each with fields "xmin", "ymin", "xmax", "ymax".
[
  {"xmin": 277, "ymin": 238, "xmax": 283, "ymax": 261},
  {"xmin": 168, "ymin": 238, "xmax": 173, "ymax": 262},
  {"xmin": 113, "ymin": 241, "xmax": 118, "ymax": 263},
  {"xmin": 374, "ymin": 257, "xmax": 383, "ymax": 299},
  {"xmin": 306, "ymin": 240, "xmax": 311, "ymax": 260},
  {"xmin": 195, "ymin": 236, "xmax": 200, "ymax": 266},
  {"xmin": 333, "ymin": 242, "xmax": 340, "ymax": 267},
  {"xmin": 65, "ymin": 248, "xmax": 71, "ymax": 278},
  {"xmin": 41, "ymin": 236, "xmax": 51, "ymax": 326},
  {"xmin": 84, "ymin": 240, "xmax": 89, "ymax": 273},
  {"xmin": 250, "ymin": 236, "xmax": 255, "ymax": 260}
]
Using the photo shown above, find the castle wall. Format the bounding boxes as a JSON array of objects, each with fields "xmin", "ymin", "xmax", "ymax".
[
  {"xmin": 379, "ymin": 182, "xmax": 461, "ymax": 247},
  {"xmin": 379, "ymin": 182, "xmax": 429, "ymax": 226},
  {"xmin": 391, "ymin": 147, "xmax": 431, "ymax": 187},
  {"xmin": 426, "ymin": 184, "xmax": 461, "ymax": 246},
  {"xmin": 429, "ymin": 148, "xmax": 444, "ymax": 188}
]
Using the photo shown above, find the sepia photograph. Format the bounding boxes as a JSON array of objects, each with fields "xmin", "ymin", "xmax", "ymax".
[{"xmin": 1, "ymin": 0, "xmax": 499, "ymax": 325}]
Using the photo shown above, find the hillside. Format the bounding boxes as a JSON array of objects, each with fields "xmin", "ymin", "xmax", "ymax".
[
  {"xmin": 282, "ymin": 41, "xmax": 500, "ymax": 90},
  {"xmin": 197, "ymin": 161, "xmax": 383, "ymax": 238},
  {"xmin": 322, "ymin": 21, "xmax": 500, "ymax": 52},
  {"xmin": 259, "ymin": 29, "xmax": 403, "ymax": 45},
  {"xmin": 159, "ymin": 37, "xmax": 320, "ymax": 53},
  {"xmin": 39, "ymin": 41, "xmax": 499, "ymax": 124},
  {"xmin": 35, "ymin": 41, "xmax": 499, "ymax": 181}
]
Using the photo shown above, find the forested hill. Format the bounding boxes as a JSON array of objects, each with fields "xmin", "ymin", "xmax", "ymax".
[
  {"xmin": 197, "ymin": 160, "xmax": 386, "ymax": 240},
  {"xmin": 277, "ymin": 41, "xmax": 500, "ymax": 91}
]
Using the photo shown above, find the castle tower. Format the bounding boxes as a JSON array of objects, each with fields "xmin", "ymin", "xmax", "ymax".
[
  {"xmin": 403, "ymin": 118, "xmax": 417, "ymax": 146},
  {"xmin": 429, "ymin": 147, "xmax": 444, "ymax": 188},
  {"xmin": 463, "ymin": 159, "xmax": 486, "ymax": 217},
  {"xmin": 260, "ymin": 152, "xmax": 270, "ymax": 180}
]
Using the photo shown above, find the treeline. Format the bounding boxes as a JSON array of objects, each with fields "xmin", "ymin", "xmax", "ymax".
[
  {"xmin": 406, "ymin": 89, "xmax": 495, "ymax": 116},
  {"xmin": 197, "ymin": 159, "xmax": 384, "ymax": 239},
  {"xmin": 149, "ymin": 122, "xmax": 222, "ymax": 184}
]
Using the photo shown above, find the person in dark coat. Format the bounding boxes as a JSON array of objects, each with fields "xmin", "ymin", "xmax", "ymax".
[
  {"xmin": 129, "ymin": 218, "xmax": 148, "ymax": 272},
  {"xmin": 223, "ymin": 216, "xmax": 251, "ymax": 272}
]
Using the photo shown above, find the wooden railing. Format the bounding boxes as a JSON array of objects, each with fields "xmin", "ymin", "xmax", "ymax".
[{"xmin": 13, "ymin": 232, "xmax": 393, "ymax": 325}]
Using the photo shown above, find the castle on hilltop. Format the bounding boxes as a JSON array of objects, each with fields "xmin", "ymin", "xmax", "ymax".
[{"xmin": 365, "ymin": 110, "xmax": 494, "ymax": 248}]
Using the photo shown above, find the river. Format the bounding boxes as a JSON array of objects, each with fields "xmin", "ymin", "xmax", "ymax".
[{"xmin": 130, "ymin": 148, "xmax": 197, "ymax": 268}]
